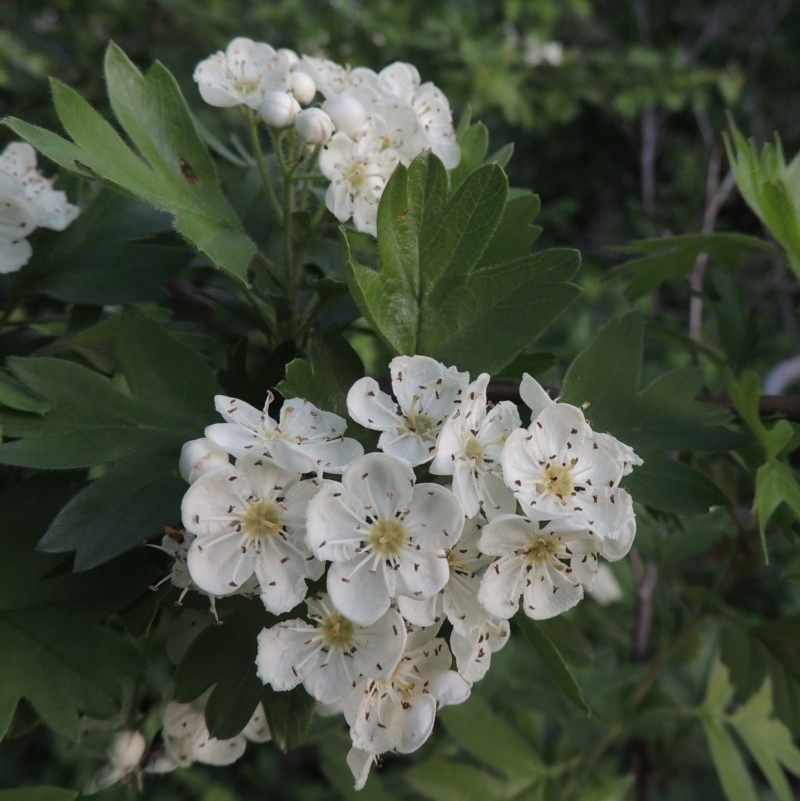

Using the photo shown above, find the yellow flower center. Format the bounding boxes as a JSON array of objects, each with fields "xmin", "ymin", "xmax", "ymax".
[
  {"xmin": 344, "ymin": 161, "xmax": 368, "ymax": 192},
  {"xmin": 447, "ymin": 549, "xmax": 471, "ymax": 576},
  {"xmin": 463, "ymin": 435, "xmax": 485, "ymax": 464},
  {"xmin": 522, "ymin": 534, "xmax": 560, "ymax": 566},
  {"xmin": 540, "ymin": 463, "xmax": 574, "ymax": 499},
  {"xmin": 319, "ymin": 612, "xmax": 357, "ymax": 650},
  {"xmin": 368, "ymin": 518, "xmax": 407, "ymax": 557},
  {"xmin": 242, "ymin": 500, "xmax": 283, "ymax": 541}
]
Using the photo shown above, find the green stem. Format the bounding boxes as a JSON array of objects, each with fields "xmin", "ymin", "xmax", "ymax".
[{"xmin": 243, "ymin": 108, "xmax": 283, "ymax": 222}]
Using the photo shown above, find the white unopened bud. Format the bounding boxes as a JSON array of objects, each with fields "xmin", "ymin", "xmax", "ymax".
[
  {"xmin": 289, "ymin": 70, "xmax": 317, "ymax": 105},
  {"xmin": 258, "ymin": 90, "xmax": 301, "ymax": 128},
  {"xmin": 179, "ymin": 438, "xmax": 229, "ymax": 483},
  {"xmin": 107, "ymin": 730, "xmax": 147, "ymax": 771},
  {"xmin": 278, "ymin": 47, "xmax": 299, "ymax": 67},
  {"xmin": 295, "ymin": 108, "xmax": 335, "ymax": 145},
  {"xmin": 322, "ymin": 94, "xmax": 368, "ymax": 138}
]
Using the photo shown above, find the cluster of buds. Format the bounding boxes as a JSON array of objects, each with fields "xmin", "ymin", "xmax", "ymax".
[{"xmin": 194, "ymin": 37, "xmax": 459, "ymax": 235}]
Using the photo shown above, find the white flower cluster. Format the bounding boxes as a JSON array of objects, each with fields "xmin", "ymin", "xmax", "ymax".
[
  {"xmin": 0, "ymin": 142, "xmax": 79, "ymax": 274},
  {"xmin": 171, "ymin": 355, "xmax": 640, "ymax": 788},
  {"xmin": 194, "ymin": 38, "xmax": 459, "ymax": 236}
]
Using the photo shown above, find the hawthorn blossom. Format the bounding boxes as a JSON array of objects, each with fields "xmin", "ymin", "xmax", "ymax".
[
  {"xmin": 343, "ymin": 635, "xmax": 470, "ymax": 760},
  {"xmin": 153, "ymin": 694, "xmax": 270, "ymax": 770},
  {"xmin": 181, "ymin": 454, "xmax": 322, "ymax": 614},
  {"xmin": 256, "ymin": 595, "xmax": 406, "ymax": 704},
  {"xmin": 205, "ymin": 392, "xmax": 362, "ymax": 475},
  {"xmin": 501, "ymin": 401, "xmax": 628, "ymax": 534},
  {"xmin": 193, "ymin": 38, "xmax": 293, "ymax": 109},
  {"xmin": 347, "ymin": 355, "xmax": 469, "ymax": 466},
  {"xmin": 430, "ymin": 373, "xmax": 519, "ymax": 518},
  {"xmin": 450, "ymin": 617, "xmax": 510, "ymax": 683},
  {"xmin": 0, "ymin": 142, "xmax": 79, "ymax": 273},
  {"xmin": 305, "ymin": 452, "xmax": 463, "ymax": 626},
  {"xmin": 397, "ymin": 514, "xmax": 493, "ymax": 632},
  {"xmin": 477, "ymin": 514, "xmax": 602, "ymax": 620},
  {"xmin": 318, "ymin": 127, "xmax": 400, "ymax": 236},
  {"xmin": 84, "ymin": 730, "xmax": 147, "ymax": 794}
]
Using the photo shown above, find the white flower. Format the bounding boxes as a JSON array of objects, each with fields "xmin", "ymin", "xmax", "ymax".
[
  {"xmin": 378, "ymin": 62, "xmax": 421, "ymax": 102},
  {"xmin": 519, "ymin": 373, "xmax": 643, "ymax": 486},
  {"xmin": 322, "ymin": 94, "xmax": 368, "ymax": 138},
  {"xmin": 587, "ymin": 562, "xmax": 624, "ymax": 605},
  {"xmin": 193, "ymin": 38, "xmax": 292, "ymax": 109},
  {"xmin": 411, "ymin": 83, "xmax": 460, "ymax": 169},
  {"xmin": 256, "ymin": 594, "xmax": 406, "ymax": 704},
  {"xmin": 84, "ymin": 730, "xmax": 147, "ymax": 794},
  {"xmin": 397, "ymin": 514, "xmax": 492, "ymax": 632},
  {"xmin": 450, "ymin": 617, "xmax": 510, "ymax": 683},
  {"xmin": 0, "ymin": 142, "xmax": 79, "ymax": 273},
  {"xmin": 157, "ymin": 694, "xmax": 270, "ymax": 769},
  {"xmin": 179, "ymin": 437, "xmax": 230, "ymax": 483},
  {"xmin": 344, "ymin": 635, "xmax": 470, "ymax": 757},
  {"xmin": 293, "ymin": 55, "xmax": 350, "ymax": 98},
  {"xmin": 258, "ymin": 90, "xmax": 301, "ymax": 128},
  {"xmin": 347, "ymin": 355, "xmax": 470, "ymax": 466},
  {"xmin": 295, "ymin": 108, "xmax": 335, "ymax": 145},
  {"xmin": 477, "ymin": 514, "xmax": 602, "ymax": 620},
  {"xmin": 501, "ymin": 402, "xmax": 624, "ymax": 533},
  {"xmin": 430, "ymin": 373, "xmax": 519, "ymax": 518},
  {"xmin": 305, "ymin": 452, "xmax": 463, "ymax": 626},
  {"xmin": 1, "ymin": 142, "xmax": 79, "ymax": 230},
  {"xmin": 205, "ymin": 391, "xmax": 363, "ymax": 475},
  {"xmin": 318, "ymin": 128, "xmax": 400, "ymax": 236},
  {"xmin": 181, "ymin": 454, "xmax": 323, "ymax": 614}
]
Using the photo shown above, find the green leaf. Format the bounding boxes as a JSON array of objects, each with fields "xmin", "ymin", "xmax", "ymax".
[
  {"xmin": 0, "ymin": 310, "xmax": 220, "ymax": 567},
  {"xmin": 405, "ymin": 760, "xmax": 514, "ymax": 801},
  {"xmin": 561, "ymin": 312, "xmax": 742, "ymax": 453},
  {"xmin": 0, "ymin": 372, "xmax": 49, "ymax": 414},
  {"xmin": 439, "ymin": 696, "xmax": 546, "ymax": 782},
  {"xmin": 0, "ymin": 789, "xmax": 78, "ymax": 801},
  {"xmin": 755, "ymin": 458, "xmax": 800, "ymax": 551},
  {"xmin": 346, "ymin": 154, "xmax": 579, "ymax": 374},
  {"xmin": 0, "ymin": 357, "xmax": 172, "ymax": 468},
  {"xmin": 725, "ymin": 121, "xmax": 800, "ymax": 276},
  {"xmin": 701, "ymin": 717, "xmax": 759, "ymax": 801},
  {"xmin": 38, "ymin": 454, "xmax": 186, "ymax": 570},
  {"xmin": 729, "ymin": 680, "xmax": 800, "ymax": 801},
  {"xmin": 612, "ymin": 233, "xmax": 778, "ymax": 301},
  {"xmin": 7, "ymin": 189, "xmax": 189, "ymax": 304},
  {"xmin": 277, "ymin": 331, "xmax": 364, "ymax": 418},
  {"xmin": 116, "ymin": 307, "xmax": 219, "ymax": 421},
  {"xmin": 516, "ymin": 615, "xmax": 591, "ymax": 715},
  {"xmin": 174, "ymin": 604, "xmax": 268, "ymax": 740},
  {"xmin": 0, "ymin": 475, "xmax": 156, "ymax": 741},
  {"xmin": 3, "ymin": 44, "xmax": 256, "ymax": 280},
  {"xmin": 260, "ymin": 685, "xmax": 316, "ymax": 753},
  {"xmin": 623, "ymin": 454, "xmax": 729, "ymax": 515}
]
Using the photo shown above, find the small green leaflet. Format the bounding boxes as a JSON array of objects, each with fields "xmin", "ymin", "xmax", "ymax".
[
  {"xmin": 3, "ymin": 43, "xmax": 255, "ymax": 281},
  {"xmin": 0, "ymin": 307, "xmax": 220, "ymax": 568},
  {"xmin": 345, "ymin": 153, "xmax": 579, "ymax": 375},
  {"xmin": 0, "ymin": 474, "xmax": 158, "ymax": 741},
  {"xmin": 700, "ymin": 658, "xmax": 800, "ymax": 801},
  {"xmin": 611, "ymin": 232, "xmax": 778, "ymax": 301}
]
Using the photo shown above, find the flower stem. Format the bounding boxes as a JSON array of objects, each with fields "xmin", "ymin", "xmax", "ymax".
[{"xmin": 244, "ymin": 107, "xmax": 283, "ymax": 222}]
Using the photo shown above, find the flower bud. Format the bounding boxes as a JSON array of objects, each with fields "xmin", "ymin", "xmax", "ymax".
[
  {"xmin": 179, "ymin": 438, "xmax": 229, "ymax": 483},
  {"xmin": 295, "ymin": 108, "xmax": 335, "ymax": 145},
  {"xmin": 289, "ymin": 70, "xmax": 316, "ymax": 105},
  {"xmin": 258, "ymin": 90, "xmax": 301, "ymax": 128},
  {"xmin": 106, "ymin": 730, "xmax": 147, "ymax": 770},
  {"xmin": 322, "ymin": 94, "xmax": 368, "ymax": 138}
]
